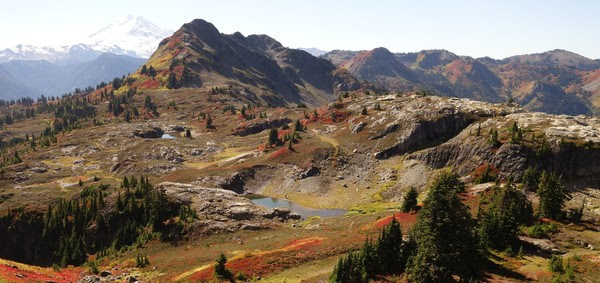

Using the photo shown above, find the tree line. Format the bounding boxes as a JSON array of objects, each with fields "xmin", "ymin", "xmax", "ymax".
[
  {"xmin": 330, "ymin": 169, "xmax": 574, "ymax": 282},
  {"xmin": 0, "ymin": 177, "xmax": 195, "ymax": 267}
]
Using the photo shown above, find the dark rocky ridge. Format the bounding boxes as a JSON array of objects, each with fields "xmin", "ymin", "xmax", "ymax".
[{"xmin": 151, "ymin": 19, "xmax": 362, "ymax": 107}]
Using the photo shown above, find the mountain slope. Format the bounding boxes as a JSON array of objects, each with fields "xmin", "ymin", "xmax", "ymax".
[
  {"xmin": 503, "ymin": 49, "xmax": 600, "ymax": 70},
  {"xmin": 134, "ymin": 19, "xmax": 357, "ymax": 106},
  {"xmin": 66, "ymin": 53, "xmax": 146, "ymax": 91},
  {"xmin": 513, "ymin": 81, "xmax": 591, "ymax": 115},
  {"xmin": 0, "ymin": 53, "xmax": 145, "ymax": 98},
  {"xmin": 322, "ymin": 48, "xmax": 598, "ymax": 115},
  {"xmin": 0, "ymin": 65, "xmax": 41, "ymax": 100}
]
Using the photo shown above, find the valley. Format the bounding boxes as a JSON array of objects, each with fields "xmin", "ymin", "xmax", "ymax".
[{"xmin": 0, "ymin": 14, "xmax": 600, "ymax": 283}]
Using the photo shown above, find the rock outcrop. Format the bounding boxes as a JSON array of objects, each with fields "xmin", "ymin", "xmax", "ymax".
[
  {"xmin": 409, "ymin": 112, "xmax": 600, "ymax": 179},
  {"xmin": 156, "ymin": 182, "xmax": 299, "ymax": 235}
]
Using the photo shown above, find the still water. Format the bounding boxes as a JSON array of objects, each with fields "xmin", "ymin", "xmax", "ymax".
[{"xmin": 247, "ymin": 194, "xmax": 346, "ymax": 219}]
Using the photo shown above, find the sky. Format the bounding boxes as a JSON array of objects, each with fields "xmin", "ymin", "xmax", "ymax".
[{"xmin": 1, "ymin": 0, "xmax": 599, "ymax": 59}]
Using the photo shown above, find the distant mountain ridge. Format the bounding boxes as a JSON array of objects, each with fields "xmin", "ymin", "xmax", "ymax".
[
  {"xmin": 0, "ymin": 53, "xmax": 145, "ymax": 99},
  {"xmin": 0, "ymin": 15, "xmax": 170, "ymax": 64},
  {"xmin": 323, "ymin": 48, "xmax": 600, "ymax": 115},
  {"xmin": 0, "ymin": 15, "xmax": 168, "ymax": 100},
  {"xmin": 299, "ymin": 48, "xmax": 328, "ymax": 57}
]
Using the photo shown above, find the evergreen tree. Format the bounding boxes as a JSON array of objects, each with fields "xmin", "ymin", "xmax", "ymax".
[
  {"xmin": 267, "ymin": 127, "xmax": 279, "ymax": 147},
  {"xmin": 148, "ymin": 66, "xmax": 156, "ymax": 77},
  {"xmin": 167, "ymin": 73, "xmax": 178, "ymax": 89},
  {"xmin": 294, "ymin": 119, "xmax": 304, "ymax": 132},
  {"xmin": 374, "ymin": 102, "xmax": 382, "ymax": 111},
  {"xmin": 478, "ymin": 180, "xmax": 533, "ymax": 250},
  {"xmin": 206, "ymin": 115, "xmax": 213, "ymax": 129},
  {"xmin": 140, "ymin": 65, "xmax": 147, "ymax": 75},
  {"xmin": 330, "ymin": 217, "xmax": 408, "ymax": 282},
  {"xmin": 407, "ymin": 171, "xmax": 483, "ymax": 282},
  {"xmin": 538, "ymin": 171, "xmax": 571, "ymax": 219},
  {"xmin": 214, "ymin": 253, "xmax": 232, "ymax": 280},
  {"xmin": 401, "ymin": 187, "xmax": 418, "ymax": 213},
  {"xmin": 521, "ymin": 167, "xmax": 540, "ymax": 191},
  {"xmin": 361, "ymin": 107, "xmax": 367, "ymax": 115},
  {"xmin": 488, "ymin": 129, "xmax": 500, "ymax": 147}
]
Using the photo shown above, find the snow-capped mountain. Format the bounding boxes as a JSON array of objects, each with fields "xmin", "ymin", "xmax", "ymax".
[
  {"xmin": 0, "ymin": 15, "xmax": 170, "ymax": 63},
  {"xmin": 0, "ymin": 45, "xmax": 69, "ymax": 63},
  {"xmin": 85, "ymin": 15, "xmax": 171, "ymax": 58}
]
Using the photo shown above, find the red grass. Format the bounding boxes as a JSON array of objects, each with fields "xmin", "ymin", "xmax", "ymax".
[
  {"xmin": 277, "ymin": 129, "xmax": 293, "ymax": 139},
  {"xmin": 0, "ymin": 262, "xmax": 83, "ymax": 283},
  {"xmin": 269, "ymin": 147, "xmax": 287, "ymax": 159},
  {"xmin": 362, "ymin": 212, "xmax": 417, "ymax": 231},
  {"xmin": 141, "ymin": 78, "xmax": 160, "ymax": 89}
]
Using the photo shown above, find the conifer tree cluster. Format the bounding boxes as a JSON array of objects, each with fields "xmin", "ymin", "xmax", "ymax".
[
  {"xmin": 478, "ymin": 180, "xmax": 533, "ymax": 250},
  {"xmin": 509, "ymin": 121, "xmax": 523, "ymax": 144},
  {"xmin": 537, "ymin": 171, "xmax": 571, "ymax": 219},
  {"xmin": 0, "ymin": 177, "xmax": 195, "ymax": 267},
  {"xmin": 330, "ymin": 217, "xmax": 408, "ymax": 282},
  {"xmin": 331, "ymin": 171, "xmax": 485, "ymax": 282}
]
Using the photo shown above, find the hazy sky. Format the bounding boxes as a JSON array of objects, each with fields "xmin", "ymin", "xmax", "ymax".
[{"xmin": 1, "ymin": 0, "xmax": 598, "ymax": 59}]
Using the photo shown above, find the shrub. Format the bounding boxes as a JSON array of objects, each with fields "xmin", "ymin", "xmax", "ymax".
[
  {"xmin": 87, "ymin": 260, "xmax": 99, "ymax": 274},
  {"xmin": 521, "ymin": 223, "xmax": 558, "ymax": 238},
  {"xmin": 549, "ymin": 255, "xmax": 563, "ymax": 273}
]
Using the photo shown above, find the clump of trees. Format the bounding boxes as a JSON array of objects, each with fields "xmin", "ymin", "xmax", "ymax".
[
  {"xmin": 488, "ymin": 128, "xmax": 500, "ymax": 147},
  {"xmin": 537, "ymin": 171, "xmax": 571, "ymax": 219},
  {"xmin": 0, "ymin": 177, "xmax": 196, "ymax": 267},
  {"xmin": 478, "ymin": 180, "xmax": 533, "ymax": 250},
  {"xmin": 521, "ymin": 167, "xmax": 572, "ymax": 220},
  {"xmin": 330, "ymin": 217, "xmax": 407, "ymax": 282},
  {"xmin": 407, "ymin": 171, "xmax": 483, "ymax": 282},
  {"xmin": 331, "ymin": 171, "xmax": 484, "ymax": 283}
]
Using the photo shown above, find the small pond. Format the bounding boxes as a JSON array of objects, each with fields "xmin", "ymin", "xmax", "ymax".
[
  {"xmin": 161, "ymin": 133, "xmax": 176, "ymax": 139},
  {"xmin": 247, "ymin": 194, "xmax": 346, "ymax": 219}
]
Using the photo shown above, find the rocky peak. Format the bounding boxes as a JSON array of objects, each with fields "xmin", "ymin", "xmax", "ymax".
[{"xmin": 343, "ymin": 47, "xmax": 417, "ymax": 83}]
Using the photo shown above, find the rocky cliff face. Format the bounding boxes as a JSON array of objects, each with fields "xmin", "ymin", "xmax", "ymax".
[
  {"xmin": 409, "ymin": 112, "xmax": 600, "ymax": 180},
  {"xmin": 343, "ymin": 95, "xmax": 520, "ymax": 159}
]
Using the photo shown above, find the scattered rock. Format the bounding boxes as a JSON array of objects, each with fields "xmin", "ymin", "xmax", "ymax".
[
  {"xmin": 298, "ymin": 166, "xmax": 320, "ymax": 179},
  {"xmin": 190, "ymin": 148, "xmax": 204, "ymax": 156},
  {"xmin": 518, "ymin": 236, "xmax": 566, "ymax": 254},
  {"xmin": 100, "ymin": 270, "xmax": 112, "ymax": 277},
  {"xmin": 168, "ymin": 125, "xmax": 186, "ymax": 132},
  {"xmin": 131, "ymin": 124, "xmax": 164, "ymax": 138},
  {"xmin": 29, "ymin": 166, "xmax": 48, "ymax": 173},
  {"xmin": 351, "ymin": 121, "xmax": 366, "ymax": 134}
]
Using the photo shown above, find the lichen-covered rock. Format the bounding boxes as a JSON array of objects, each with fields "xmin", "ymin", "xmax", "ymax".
[{"xmin": 155, "ymin": 182, "xmax": 299, "ymax": 236}]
